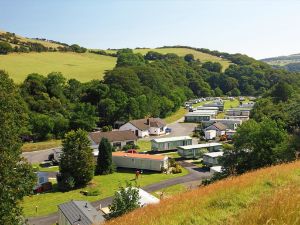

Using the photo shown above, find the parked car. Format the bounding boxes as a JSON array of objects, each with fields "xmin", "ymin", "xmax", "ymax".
[
  {"xmin": 126, "ymin": 149, "xmax": 138, "ymax": 154},
  {"xmin": 166, "ymin": 128, "xmax": 172, "ymax": 133}
]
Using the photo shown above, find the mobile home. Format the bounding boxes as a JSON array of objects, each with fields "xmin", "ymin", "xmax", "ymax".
[
  {"xmin": 184, "ymin": 111, "xmax": 216, "ymax": 123},
  {"xmin": 151, "ymin": 136, "xmax": 192, "ymax": 151},
  {"xmin": 225, "ymin": 108, "xmax": 251, "ymax": 116},
  {"xmin": 112, "ymin": 152, "xmax": 168, "ymax": 171},
  {"xmin": 203, "ymin": 152, "xmax": 224, "ymax": 166},
  {"xmin": 177, "ymin": 143, "xmax": 223, "ymax": 159}
]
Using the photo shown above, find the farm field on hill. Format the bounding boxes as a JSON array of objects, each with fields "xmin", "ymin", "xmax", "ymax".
[
  {"xmin": 105, "ymin": 160, "xmax": 300, "ymax": 225},
  {"xmin": 106, "ymin": 47, "xmax": 231, "ymax": 70},
  {"xmin": 0, "ymin": 52, "xmax": 116, "ymax": 83}
]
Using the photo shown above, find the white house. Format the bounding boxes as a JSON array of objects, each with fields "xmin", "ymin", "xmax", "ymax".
[
  {"xmin": 119, "ymin": 118, "xmax": 167, "ymax": 138},
  {"xmin": 204, "ymin": 122, "xmax": 228, "ymax": 136},
  {"xmin": 58, "ymin": 200, "xmax": 105, "ymax": 225},
  {"xmin": 89, "ymin": 130, "xmax": 138, "ymax": 150},
  {"xmin": 203, "ymin": 152, "xmax": 224, "ymax": 166},
  {"xmin": 110, "ymin": 152, "xmax": 169, "ymax": 171}
]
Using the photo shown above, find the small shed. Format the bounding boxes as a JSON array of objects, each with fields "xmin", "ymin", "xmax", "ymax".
[
  {"xmin": 205, "ymin": 122, "xmax": 228, "ymax": 136},
  {"xmin": 205, "ymin": 130, "xmax": 217, "ymax": 140},
  {"xmin": 151, "ymin": 136, "xmax": 192, "ymax": 151},
  {"xmin": 203, "ymin": 151, "xmax": 224, "ymax": 166},
  {"xmin": 177, "ymin": 143, "xmax": 223, "ymax": 159},
  {"xmin": 111, "ymin": 152, "xmax": 169, "ymax": 171}
]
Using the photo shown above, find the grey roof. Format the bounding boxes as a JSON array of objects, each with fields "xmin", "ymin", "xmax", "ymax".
[
  {"xmin": 58, "ymin": 200, "xmax": 105, "ymax": 225},
  {"xmin": 89, "ymin": 130, "xmax": 137, "ymax": 144}
]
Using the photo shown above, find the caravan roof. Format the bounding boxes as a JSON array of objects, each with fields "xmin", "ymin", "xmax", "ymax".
[
  {"xmin": 178, "ymin": 143, "xmax": 222, "ymax": 150},
  {"xmin": 152, "ymin": 136, "xmax": 192, "ymax": 143}
]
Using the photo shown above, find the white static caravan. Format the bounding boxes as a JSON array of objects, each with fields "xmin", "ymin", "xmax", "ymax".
[
  {"xmin": 210, "ymin": 166, "xmax": 222, "ymax": 173},
  {"xmin": 203, "ymin": 151, "xmax": 224, "ymax": 166},
  {"xmin": 225, "ymin": 115, "xmax": 249, "ymax": 121},
  {"xmin": 196, "ymin": 106, "xmax": 219, "ymax": 113},
  {"xmin": 151, "ymin": 136, "xmax": 192, "ymax": 151},
  {"xmin": 184, "ymin": 111, "xmax": 216, "ymax": 123},
  {"xmin": 177, "ymin": 143, "xmax": 223, "ymax": 159},
  {"xmin": 205, "ymin": 130, "xmax": 217, "ymax": 140},
  {"xmin": 111, "ymin": 152, "xmax": 169, "ymax": 172},
  {"xmin": 226, "ymin": 108, "xmax": 251, "ymax": 117}
]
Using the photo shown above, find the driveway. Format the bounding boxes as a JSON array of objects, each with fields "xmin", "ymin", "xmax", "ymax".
[
  {"xmin": 22, "ymin": 148, "xmax": 61, "ymax": 164},
  {"xmin": 27, "ymin": 163, "xmax": 212, "ymax": 225}
]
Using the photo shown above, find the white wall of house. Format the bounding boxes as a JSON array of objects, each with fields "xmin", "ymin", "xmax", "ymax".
[
  {"xmin": 149, "ymin": 126, "xmax": 166, "ymax": 136},
  {"xmin": 119, "ymin": 123, "xmax": 149, "ymax": 137}
]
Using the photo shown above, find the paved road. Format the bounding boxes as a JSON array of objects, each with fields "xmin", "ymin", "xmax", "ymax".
[
  {"xmin": 22, "ymin": 148, "xmax": 61, "ymax": 163},
  {"xmin": 27, "ymin": 163, "xmax": 212, "ymax": 225}
]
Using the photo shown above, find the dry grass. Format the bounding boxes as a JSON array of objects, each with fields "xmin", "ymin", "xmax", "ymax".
[
  {"xmin": 227, "ymin": 185, "xmax": 300, "ymax": 225},
  {"xmin": 164, "ymin": 107, "xmax": 187, "ymax": 124},
  {"xmin": 104, "ymin": 160, "xmax": 300, "ymax": 225},
  {"xmin": 21, "ymin": 139, "xmax": 62, "ymax": 152}
]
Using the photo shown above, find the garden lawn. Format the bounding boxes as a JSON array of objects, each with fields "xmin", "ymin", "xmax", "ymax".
[
  {"xmin": 22, "ymin": 168, "xmax": 188, "ymax": 217},
  {"xmin": 136, "ymin": 140, "xmax": 151, "ymax": 151},
  {"xmin": 164, "ymin": 107, "xmax": 187, "ymax": 124},
  {"xmin": 31, "ymin": 163, "xmax": 59, "ymax": 173},
  {"xmin": 21, "ymin": 139, "xmax": 62, "ymax": 152}
]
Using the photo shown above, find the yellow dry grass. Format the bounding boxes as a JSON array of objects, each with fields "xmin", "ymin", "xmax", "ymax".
[{"xmin": 104, "ymin": 160, "xmax": 300, "ymax": 225}]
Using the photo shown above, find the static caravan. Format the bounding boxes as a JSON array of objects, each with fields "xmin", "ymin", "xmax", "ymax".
[
  {"xmin": 177, "ymin": 143, "xmax": 223, "ymax": 159},
  {"xmin": 112, "ymin": 152, "xmax": 168, "ymax": 171},
  {"xmin": 151, "ymin": 136, "xmax": 192, "ymax": 151},
  {"xmin": 197, "ymin": 106, "xmax": 219, "ymax": 111},
  {"xmin": 203, "ymin": 102, "xmax": 224, "ymax": 111},
  {"xmin": 225, "ymin": 115, "xmax": 249, "ymax": 121},
  {"xmin": 203, "ymin": 152, "xmax": 224, "ymax": 166},
  {"xmin": 210, "ymin": 166, "xmax": 222, "ymax": 173},
  {"xmin": 185, "ymin": 111, "xmax": 216, "ymax": 123},
  {"xmin": 225, "ymin": 108, "xmax": 251, "ymax": 117}
]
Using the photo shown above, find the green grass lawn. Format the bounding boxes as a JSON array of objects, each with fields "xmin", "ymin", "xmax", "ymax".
[
  {"xmin": 152, "ymin": 184, "xmax": 187, "ymax": 198},
  {"xmin": 22, "ymin": 168, "xmax": 188, "ymax": 217},
  {"xmin": 164, "ymin": 107, "xmax": 187, "ymax": 124},
  {"xmin": 136, "ymin": 140, "xmax": 151, "ymax": 151},
  {"xmin": 31, "ymin": 163, "xmax": 59, "ymax": 172},
  {"xmin": 0, "ymin": 52, "xmax": 116, "ymax": 83},
  {"xmin": 21, "ymin": 139, "xmax": 62, "ymax": 152}
]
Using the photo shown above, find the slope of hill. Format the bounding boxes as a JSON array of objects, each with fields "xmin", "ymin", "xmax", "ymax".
[
  {"xmin": 261, "ymin": 53, "xmax": 300, "ymax": 72},
  {"xmin": 0, "ymin": 52, "xmax": 116, "ymax": 83},
  {"xmin": 105, "ymin": 160, "xmax": 300, "ymax": 225},
  {"xmin": 106, "ymin": 47, "xmax": 231, "ymax": 70}
]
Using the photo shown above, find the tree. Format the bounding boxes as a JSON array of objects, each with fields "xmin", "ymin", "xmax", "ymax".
[
  {"xmin": 30, "ymin": 113, "xmax": 54, "ymax": 140},
  {"xmin": 70, "ymin": 103, "xmax": 98, "ymax": 131},
  {"xmin": 0, "ymin": 71, "xmax": 36, "ymax": 224},
  {"xmin": 95, "ymin": 138, "xmax": 113, "ymax": 175},
  {"xmin": 184, "ymin": 54, "xmax": 195, "ymax": 62},
  {"xmin": 109, "ymin": 182, "xmax": 140, "ymax": 218},
  {"xmin": 0, "ymin": 41, "xmax": 12, "ymax": 54},
  {"xmin": 58, "ymin": 129, "xmax": 94, "ymax": 191},
  {"xmin": 271, "ymin": 81, "xmax": 293, "ymax": 102},
  {"xmin": 202, "ymin": 61, "xmax": 222, "ymax": 73},
  {"xmin": 221, "ymin": 118, "xmax": 292, "ymax": 175}
]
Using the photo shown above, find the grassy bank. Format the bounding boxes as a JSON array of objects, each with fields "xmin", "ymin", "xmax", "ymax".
[
  {"xmin": 22, "ymin": 139, "xmax": 62, "ymax": 152},
  {"xmin": 0, "ymin": 52, "xmax": 116, "ymax": 83},
  {"xmin": 105, "ymin": 160, "xmax": 300, "ymax": 225},
  {"xmin": 23, "ymin": 168, "xmax": 188, "ymax": 217},
  {"xmin": 164, "ymin": 107, "xmax": 187, "ymax": 124}
]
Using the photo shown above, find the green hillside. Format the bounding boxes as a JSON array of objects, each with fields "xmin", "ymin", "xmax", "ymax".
[
  {"xmin": 0, "ymin": 52, "xmax": 116, "ymax": 83},
  {"xmin": 261, "ymin": 53, "xmax": 300, "ymax": 72},
  {"xmin": 108, "ymin": 47, "xmax": 231, "ymax": 70}
]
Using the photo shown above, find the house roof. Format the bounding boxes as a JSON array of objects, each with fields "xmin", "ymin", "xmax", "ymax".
[
  {"xmin": 89, "ymin": 130, "xmax": 137, "ymax": 144},
  {"xmin": 58, "ymin": 200, "xmax": 105, "ymax": 225},
  {"xmin": 129, "ymin": 118, "xmax": 166, "ymax": 131},
  {"xmin": 211, "ymin": 122, "xmax": 228, "ymax": 131},
  {"xmin": 112, "ymin": 152, "xmax": 167, "ymax": 161},
  {"xmin": 152, "ymin": 136, "xmax": 192, "ymax": 143}
]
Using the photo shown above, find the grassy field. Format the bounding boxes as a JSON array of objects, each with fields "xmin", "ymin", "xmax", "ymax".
[
  {"xmin": 21, "ymin": 139, "xmax": 62, "ymax": 152},
  {"xmin": 22, "ymin": 168, "xmax": 188, "ymax": 217},
  {"xmin": 131, "ymin": 48, "xmax": 231, "ymax": 71},
  {"xmin": 152, "ymin": 184, "xmax": 187, "ymax": 198},
  {"xmin": 105, "ymin": 160, "xmax": 300, "ymax": 225},
  {"xmin": 164, "ymin": 107, "xmax": 187, "ymax": 124},
  {"xmin": 0, "ymin": 52, "xmax": 116, "ymax": 83}
]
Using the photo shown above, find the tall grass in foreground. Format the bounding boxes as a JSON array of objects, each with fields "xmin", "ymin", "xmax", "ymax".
[
  {"xmin": 227, "ymin": 185, "xmax": 300, "ymax": 225},
  {"xmin": 104, "ymin": 160, "xmax": 300, "ymax": 225}
]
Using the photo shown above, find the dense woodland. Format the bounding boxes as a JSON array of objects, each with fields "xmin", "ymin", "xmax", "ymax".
[{"xmin": 1, "ymin": 47, "xmax": 300, "ymax": 142}]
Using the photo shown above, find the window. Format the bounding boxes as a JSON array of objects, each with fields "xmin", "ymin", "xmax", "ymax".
[
  {"xmin": 39, "ymin": 176, "xmax": 45, "ymax": 184},
  {"xmin": 126, "ymin": 141, "xmax": 134, "ymax": 145},
  {"xmin": 113, "ymin": 142, "xmax": 121, "ymax": 148}
]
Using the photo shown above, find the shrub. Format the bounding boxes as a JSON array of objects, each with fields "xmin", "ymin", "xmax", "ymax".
[{"xmin": 57, "ymin": 173, "xmax": 75, "ymax": 191}]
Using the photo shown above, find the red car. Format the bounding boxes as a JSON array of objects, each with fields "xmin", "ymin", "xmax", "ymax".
[{"xmin": 126, "ymin": 149, "xmax": 138, "ymax": 154}]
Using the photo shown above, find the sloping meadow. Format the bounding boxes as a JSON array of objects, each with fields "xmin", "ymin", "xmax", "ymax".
[{"xmin": 105, "ymin": 160, "xmax": 300, "ymax": 225}]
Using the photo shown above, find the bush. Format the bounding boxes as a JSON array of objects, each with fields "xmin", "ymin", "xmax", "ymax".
[
  {"xmin": 171, "ymin": 164, "xmax": 182, "ymax": 174},
  {"xmin": 57, "ymin": 173, "xmax": 75, "ymax": 191},
  {"xmin": 122, "ymin": 144, "xmax": 140, "ymax": 151},
  {"xmin": 83, "ymin": 188, "xmax": 101, "ymax": 196},
  {"xmin": 102, "ymin": 125, "xmax": 112, "ymax": 132}
]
